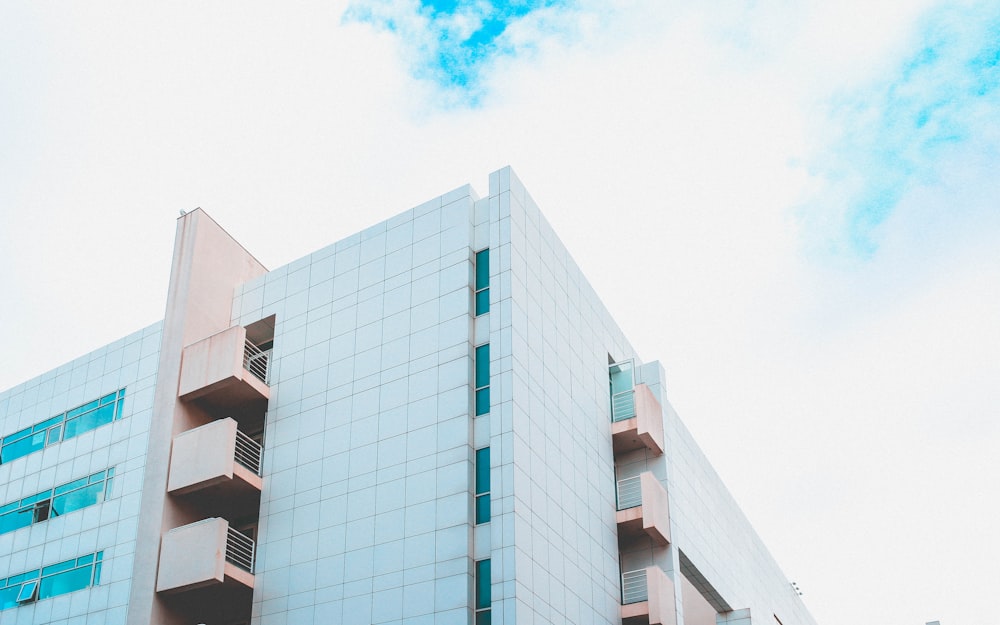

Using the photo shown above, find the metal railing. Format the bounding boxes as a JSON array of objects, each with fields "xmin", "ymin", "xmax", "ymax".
[
  {"xmin": 611, "ymin": 389, "xmax": 636, "ymax": 422},
  {"xmin": 234, "ymin": 430, "xmax": 263, "ymax": 476},
  {"xmin": 616, "ymin": 476, "xmax": 642, "ymax": 510},
  {"xmin": 622, "ymin": 569, "xmax": 648, "ymax": 604},
  {"xmin": 226, "ymin": 526, "xmax": 256, "ymax": 573},
  {"xmin": 243, "ymin": 338, "xmax": 271, "ymax": 384}
]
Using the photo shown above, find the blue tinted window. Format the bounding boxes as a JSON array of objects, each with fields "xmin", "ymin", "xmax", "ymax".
[
  {"xmin": 475, "ymin": 249, "xmax": 490, "ymax": 315},
  {"xmin": 475, "ymin": 558, "xmax": 491, "ymax": 611},
  {"xmin": 475, "ymin": 447, "xmax": 490, "ymax": 524},
  {"xmin": 0, "ymin": 552, "xmax": 101, "ymax": 611},
  {"xmin": 0, "ymin": 507, "xmax": 33, "ymax": 535},
  {"xmin": 0, "ymin": 551, "xmax": 104, "ymax": 610},
  {"xmin": 475, "ymin": 344, "xmax": 490, "ymax": 416},
  {"xmin": 0, "ymin": 469, "xmax": 114, "ymax": 536},
  {"xmin": 1, "ymin": 390, "xmax": 125, "ymax": 465}
]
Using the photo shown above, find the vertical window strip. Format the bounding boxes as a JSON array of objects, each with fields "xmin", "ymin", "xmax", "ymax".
[
  {"xmin": 475, "ymin": 344, "xmax": 490, "ymax": 416},
  {"xmin": 0, "ymin": 469, "xmax": 115, "ymax": 535},
  {"xmin": 475, "ymin": 447, "xmax": 491, "ymax": 524},
  {"xmin": 475, "ymin": 558, "xmax": 492, "ymax": 624},
  {"xmin": 0, "ymin": 552, "xmax": 103, "ymax": 610},
  {"xmin": 475, "ymin": 249, "xmax": 490, "ymax": 315},
  {"xmin": 0, "ymin": 389, "xmax": 126, "ymax": 465}
]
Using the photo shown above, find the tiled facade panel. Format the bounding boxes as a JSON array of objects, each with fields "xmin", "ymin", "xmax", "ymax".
[
  {"xmin": 0, "ymin": 323, "xmax": 161, "ymax": 625},
  {"xmin": 497, "ymin": 168, "xmax": 641, "ymax": 625},
  {"xmin": 659, "ymin": 386, "xmax": 817, "ymax": 625},
  {"xmin": 235, "ymin": 187, "xmax": 480, "ymax": 625}
]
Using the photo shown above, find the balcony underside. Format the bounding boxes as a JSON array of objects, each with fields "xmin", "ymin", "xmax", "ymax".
[
  {"xmin": 158, "ymin": 562, "xmax": 254, "ymax": 595},
  {"xmin": 157, "ymin": 577, "xmax": 254, "ymax": 625},
  {"xmin": 612, "ymin": 417, "xmax": 660, "ymax": 455},
  {"xmin": 169, "ymin": 461, "xmax": 262, "ymax": 498},
  {"xmin": 617, "ymin": 506, "xmax": 670, "ymax": 546},
  {"xmin": 180, "ymin": 374, "xmax": 269, "ymax": 407}
]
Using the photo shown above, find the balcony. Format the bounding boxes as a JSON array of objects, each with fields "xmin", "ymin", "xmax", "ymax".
[
  {"xmin": 611, "ymin": 383, "xmax": 664, "ymax": 456},
  {"xmin": 621, "ymin": 566, "xmax": 676, "ymax": 625},
  {"xmin": 156, "ymin": 518, "xmax": 255, "ymax": 594},
  {"xmin": 178, "ymin": 325, "xmax": 270, "ymax": 407},
  {"xmin": 616, "ymin": 472, "xmax": 671, "ymax": 546},
  {"xmin": 167, "ymin": 418, "xmax": 263, "ymax": 497}
]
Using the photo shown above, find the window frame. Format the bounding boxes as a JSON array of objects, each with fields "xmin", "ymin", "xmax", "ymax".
[
  {"xmin": 474, "ymin": 343, "xmax": 490, "ymax": 416},
  {"xmin": 474, "ymin": 558, "xmax": 491, "ymax": 624},
  {"xmin": 0, "ymin": 390, "xmax": 125, "ymax": 465},
  {"xmin": 475, "ymin": 447, "xmax": 490, "ymax": 524},
  {"xmin": 474, "ymin": 248, "xmax": 490, "ymax": 316},
  {"xmin": 0, "ymin": 468, "xmax": 115, "ymax": 536},
  {"xmin": 0, "ymin": 552, "xmax": 102, "ymax": 611}
]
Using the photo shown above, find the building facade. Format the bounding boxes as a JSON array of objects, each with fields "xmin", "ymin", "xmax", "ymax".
[{"xmin": 0, "ymin": 167, "xmax": 818, "ymax": 625}]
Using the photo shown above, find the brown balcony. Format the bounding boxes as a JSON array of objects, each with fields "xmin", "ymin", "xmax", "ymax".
[
  {"xmin": 616, "ymin": 472, "xmax": 671, "ymax": 546},
  {"xmin": 621, "ymin": 566, "xmax": 677, "ymax": 625},
  {"xmin": 156, "ymin": 518, "xmax": 255, "ymax": 594},
  {"xmin": 167, "ymin": 418, "xmax": 263, "ymax": 497},
  {"xmin": 611, "ymin": 383, "xmax": 664, "ymax": 456},
  {"xmin": 178, "ymin": 326, "xmax": 270, "ymax": 407}
]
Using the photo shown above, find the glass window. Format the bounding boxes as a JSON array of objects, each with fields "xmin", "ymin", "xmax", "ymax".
[
  {"xmin": 0, "ymin": 432, "xmax": 45, "ymax": 464},
  {"xmin": 52, "ymin": 482, "xmax": 104, "ymax": 517},
  {"xmin": 475, "ymin": 558, "xmax": 491, "ymax": 624},
  {"xmin": 38, "ymin": 564, "xmax": 91, "ymax": 600},
  {"xmin": 0, "ymin": 469, "xmax": 114, "ymax": 535},
  {"xmin": 475, "ymin": 447, "xmax": 490, "ymax": 524},
  {"xmin": 15, "ymin": 581, "xmax": 37, "ymax": 604},
  {"xmin": 0, "ymin": 553, "xmax": 101, "ymax": 611},
  {"xmin": 475, "ymin": 344, "xmax": 490, "ymax": 416},
  {"xmin": 63, "ymin": 402, "xmax": 115, "ymax": 440},
  {"xmin": 1, "ymin": 390, "xmax": 126, "ymax": 466},
  {"xmin": 0, "ymin": 586, "xmax": 19, "ymax": 611},
  {"xmin": 0, "ymin": 507, "xmax": 33, "ymax": 535},
  {"xmin": 475, "ymin": 249, "xmax": 490, "ymax": 315}
]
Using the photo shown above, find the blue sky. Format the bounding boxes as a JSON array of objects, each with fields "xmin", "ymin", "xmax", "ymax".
[
  {"xmin": 1, "ymin": 2, "xmax": 998, "ymax": 625},
  {"xmin": 817, "ymin": 1, "xmax": 1000, "ymax": 256}
]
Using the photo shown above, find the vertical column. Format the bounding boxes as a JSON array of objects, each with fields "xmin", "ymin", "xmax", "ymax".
[{"xmin": 127, "ymin": 209, "xmax": 267, "ymax": 625}]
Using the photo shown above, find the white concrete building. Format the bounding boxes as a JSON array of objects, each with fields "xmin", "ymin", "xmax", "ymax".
[{"xmin": 0, "ymin": 167, "xmax": 818, "ymax": 625}]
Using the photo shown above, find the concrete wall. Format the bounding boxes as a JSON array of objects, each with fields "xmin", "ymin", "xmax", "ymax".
[
  {"xmin": 233, "ymin": 186, "xmax": 480, "ymax": 624},
  {"xmin": 0, "ymin": 321, "xmax": 162, "ymax": 625},
  {"xmin": 499, "ymin": 166, "xmax": 642, "ymax": 625}
]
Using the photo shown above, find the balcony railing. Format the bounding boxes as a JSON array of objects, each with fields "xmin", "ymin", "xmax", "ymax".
[
  {"xmin": 622, "ymin": 569, "xmax": 648, "ymax": 604},
  {"xmin": 243, "ymin": 339, "xmax": 270, "ymax": 384},
  {"xmin": 234, "ymin": 429, "xmax": 263, "ymax": 476},
  {"xmin": 226, "ymin": 526, "xmax": 256, "ymax": 573},
  {"xmin": 611, "ymin": 389, "xmax": 636, "ymax": 422},
  {"xmin": 616, "ymin": 476, "xmax": 642, "ymax": 510}
]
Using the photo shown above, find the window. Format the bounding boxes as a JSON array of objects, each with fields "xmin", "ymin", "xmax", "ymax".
[
  {"xmin": 0, "ymin": 552, "xmax": 102, "ymax": 611},
  {"xmin": 15, "ymin": 581, "xmax": 36, "ymax": 604},
  {"xmin": 0, "ymin": 389, "xmax": 126, "ymax": 465},
  {"xmin": 0, "ymin": 469, "xmax": 115, "ymax": 535},
  {"xmin": 475, "ymin": 344, "xmax": 490, "ymax": 416},
  {"xmin": 475, "ymin": 558, "xmax": 491, "ymax": 625},
  {"xmin": 475, "ymin": 248, "xmax": 490, "ymax": 315},
  {"xmin": 475, "ymin": 447, "xmax": 490, "ymax": 524}
]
